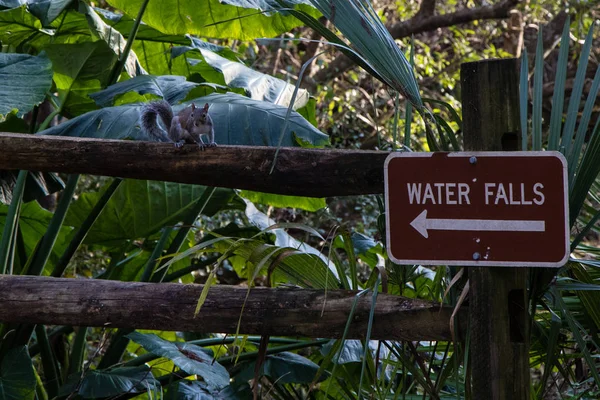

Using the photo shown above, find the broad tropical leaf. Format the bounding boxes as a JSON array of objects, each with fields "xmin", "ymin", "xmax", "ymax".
[
  {"xmin": 127, "ymin": 332, "xmax": 230, "ymax": 391},
  {"xmin": 179, "ymin": 39, "xmax": 310, "ymax": 108},
  {"xmin": 0, "ymin": 201, "xmax": 72, "ymax": 272},
  {"xmin": 170, "ymin": 380, "xmax": 253, "ymax": 399},
  {"xmin": 238, "ymin": 190, "xmax": 326, "ymax": 211},
  {"xmin": 79, "ymin": 2, "xmax": 143, "ymax": 78},
  {"xmin": 90, "ymin": 75, "xmax": 200, "ymax": 107},
  {"xmin": 106, "ymin": 0, "xmax": 319, "ymax": 40},
  {"xmin": 0, "ymin": 346, "xmax": 36, "ymax": 400},
  {"xmin": 0, "ymin": 52, "xmax": 52, "ymax": 119},
  {"xmin": 40, "ymin": 92, "xmax": 329, "ymax": 146},
  {"xmin": 45, "ymin": 41, "xmax": 117, "ymax": 117},
  {"xmin": 60, "ymin": 366, "xmax": 159, "ymax": 398},
  {"xmin": 26, "ymin": 0, "xmax": 71, "ymax": 26},
  {"xmin": 64, "ymin": 180, "xmax": 240, "ymax": 246},
  {"xmin": 236, "ymin": 351, "xmax": 322, "ymax": 384}
]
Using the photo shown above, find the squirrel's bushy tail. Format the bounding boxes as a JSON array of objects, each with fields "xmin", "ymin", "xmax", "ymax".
[{"xmin": 141, "ymin": 100, "xmax": 174, "ymax": 142}]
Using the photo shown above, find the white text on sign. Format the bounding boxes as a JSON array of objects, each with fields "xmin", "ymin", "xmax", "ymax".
[{"xmin": 407, "ymin": 182, "xmax": 545, "ymax": 206}]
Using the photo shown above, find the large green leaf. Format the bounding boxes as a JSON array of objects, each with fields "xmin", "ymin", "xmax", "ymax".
[
  {"xmin": 126, "ymin": 332, "xmax": 230, "ymax": 391},
  {"xmin": 0, "ymin": 201, "xmax": 72, "ymax": 273},
  {"xmin": 0, "ymin": 7, "xmax": 97, "ymax": 52},
  {"xmin": 45, "ymin": 41, "xmax": 118, "ymax": 117},
  {"xmin": 0, "ymin": 52, "xmax": 52, "ymax": 119},
  {"xmin": 94, "ymin": 6, "xmax": 287, "ymax": 85},
  {"xmin": 0, "ymin": 346, "xmax": 36, "ymax": 400},
  {"xmin": 221, "ymin": 0, "xmax": 312, "ymax": 8},
  {"xmin": 79, "ymin": 2, "xmax": 142, "ymax": 78},
  {"xmin": 179, "ymin": 39, "xmax": 309, "ymax": 109},
  {"xmin": 93, "ymin": 8, "xmax": 203, "ymax": 77},
  {"xmin": 40, "ymin": 92, "xmax": 329, "ymax": 146},
  {"xmin": 239, "ymin": 190, "xmax": 325, "ymax": 211},
  {"xmin": 27, "ymin": 0, "xmax": 72, "ymax": 26},
  {"xmin": 236, "ymin": 351, "xmax": 321, "ymax": 384},
  {"xmin": 60, "ymin": 366, "xmax": 159, "ymax": 399},
  {"xmin": 107, "ymin": 0, "xmax": 318, "ymax": 40},
  {"xmin": 170, "ymin": 380, "xmax": 253, "ymax": 400},
  {"xmin": 89, "ymin": 75, "xmax": 199, "ymax": 107},
  {"xmin": 321, "ymin": 339, "xmax": 363, "ymax": 364},
  {"xmin": 64, "ymin": 180, "xmax": 240, "ymax": 246},
  {"xmin": 0, "ymin": 5, "xmax": 45, "ymax": 50},
  {"xmin": 0, "ymin": 51, "xmax": 64, "ymax": 206},
  {"xmin": 236, "ymin": 201, "xmax": 340, "ymax": 288},
  {"xmin": 95, "ymin": 7, "xmax": 190, "ymax": 46}
]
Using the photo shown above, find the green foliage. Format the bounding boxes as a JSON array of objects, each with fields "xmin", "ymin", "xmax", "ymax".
[
  {"xmin": 44, "ymin": 41, "xmax": 117, "ymax": 117},
  {"xmin": 64, "ymin": 180, "xmax": 238, "ymax": 246},
  {"xmin": 127, "ymin": 331, "xmax": 230, "ymax": 391},
  {"xmin": 0, "ymin": 200, "xmax": 72, "ymax": 274},
  {"xmin": 180, "ymin": 40, "xmax": 310, "ymax": 108},
  {"xmin": 0, "ymin": 0, "xmax": 599, "ymax": 399},
  {"xmin": 0, "ymin": 346, "xmax": 36, "ymax": 400},
  {"xmin": 60, "ymin": 365, "xmax": 160, "ymax": 398},
  {"xmin": 41, "ymin": 92, "xmax": 329, "ymax": 146},
  {"xmin": 236, "ymin": 351, "xmax": 322, "ymax": 383},
  {"xmin": 107, "ymin": 0, "xmax": 319, "ymax": 40},
  {"xmin": 522, "ymin": 17, "xmax": 600, "ymax": 398},
  {"xmin": 239, "ymin": 190, "xmax": 326, "ymax": 211},
  {"xmin": 308, "ymin": 0, "xmax": 422, "ymax": 110},
  {"xmin": 0, "ymin": 53, "xmax": 52, "ymax": 119}
]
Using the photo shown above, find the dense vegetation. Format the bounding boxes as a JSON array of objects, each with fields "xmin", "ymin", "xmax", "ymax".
[{"xmin": 0, "ymin": 0, "xmax": 599, "ymax": 398}]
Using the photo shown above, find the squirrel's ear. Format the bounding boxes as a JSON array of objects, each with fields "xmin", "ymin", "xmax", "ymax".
[
  {"xmin": 203, "ymin": 103, "xmax": 210, "ymax": 111},
  {"xmin": 191, "ymin": 103, "xmax": 196, "ymax": 111}
]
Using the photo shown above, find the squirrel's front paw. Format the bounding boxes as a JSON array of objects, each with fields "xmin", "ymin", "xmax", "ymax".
[
  {"xmin": 207, "ymin": 142, "xmax": 218, "ymax": 148},
  {"xmin": 174, "ymin": 140, "xmax": 185, "ymax": 148}
]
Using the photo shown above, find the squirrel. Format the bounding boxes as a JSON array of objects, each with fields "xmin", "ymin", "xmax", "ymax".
[{"xmin": 141, "ymin": 100, "xmax": 217, "ymax": 149}]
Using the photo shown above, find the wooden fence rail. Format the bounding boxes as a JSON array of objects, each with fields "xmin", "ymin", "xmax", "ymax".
[
  {"xmin": 0, "ymin": 132, "xmax": 389, "ymax": 197},
  {"xmin": 0, "ymin": 132, "xmax": 467, "ymax": 342},
  {"xmin": 0, "ymin": 276, "xmax": 465, "ymax": 341}
]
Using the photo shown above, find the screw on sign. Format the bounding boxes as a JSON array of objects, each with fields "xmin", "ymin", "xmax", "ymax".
[{"xmin": 384, "ymin": 152, "xmax": 569, "ymax": 267}]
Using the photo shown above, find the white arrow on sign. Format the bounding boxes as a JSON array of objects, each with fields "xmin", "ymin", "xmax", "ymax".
[{"xmin": 410, "ymin": 210, "xmax": 545, "ymax": 239}]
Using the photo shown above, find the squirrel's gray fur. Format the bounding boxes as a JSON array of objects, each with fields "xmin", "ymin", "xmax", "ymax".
[{"xmin": 141, "ymin": 100, "xmax": 216, "ymax": 148}]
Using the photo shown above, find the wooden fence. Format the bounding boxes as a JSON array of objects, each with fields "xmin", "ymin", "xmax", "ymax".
[{"xmin": 0, "ymin": 58, "xmax": 529, "ymax": 399}]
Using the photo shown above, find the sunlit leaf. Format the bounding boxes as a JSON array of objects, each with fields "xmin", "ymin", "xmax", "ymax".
[
  {"xmin": 180, "ymin": 39, "xmax": 310, "ymax": 108},
  {"xmin": 45, "ymin": 41, "xmax": 117, "ymax": 117},
  {"xmin": 106, "ymin": 0, "xmax": 318, "ymax": 40},
  {"xmin": 239, "ymin": 190, "xmax": 325, "ymax": 211}
]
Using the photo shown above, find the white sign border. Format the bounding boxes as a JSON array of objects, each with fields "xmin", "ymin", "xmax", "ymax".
[{"xmin": 383, "ymin": 151, "xmax": 569, "ymax": 268}]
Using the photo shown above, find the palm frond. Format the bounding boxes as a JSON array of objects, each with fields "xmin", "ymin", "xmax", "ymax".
[{"xmin": 308, "ymin": 0, "xmax": 422, "ymax": 110}]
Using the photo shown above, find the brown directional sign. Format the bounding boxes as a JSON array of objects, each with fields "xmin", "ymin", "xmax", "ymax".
[{"xmin": 384, "ymin": 152, "xmax": 569, "ymax": 267}]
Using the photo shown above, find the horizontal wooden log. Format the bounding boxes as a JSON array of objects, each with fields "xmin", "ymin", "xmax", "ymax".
[
  {"xmin": 0, "ymin": 132, "xmax": 389, "ymax": 197},
  {"xmin": 0, "ymin": 276, "xmax": 465, "ymax": 341}
]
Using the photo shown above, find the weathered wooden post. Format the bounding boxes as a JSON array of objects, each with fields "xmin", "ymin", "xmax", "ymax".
[{"xmin": 460, "ymin": 58, "xmax": 529, "ymax": 399}]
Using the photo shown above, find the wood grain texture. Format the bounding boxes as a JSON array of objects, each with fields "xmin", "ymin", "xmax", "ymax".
[
  {"xmin": 0, "ymin": 133, "xmax": 389, "ymax": 197},
  {"xmin": 461, "ymin": 58, "xmax": 530, "ymax": 400},
  {"xmin": 0, "ymin": 276, "xmax": 466, "ymax": 341}
]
